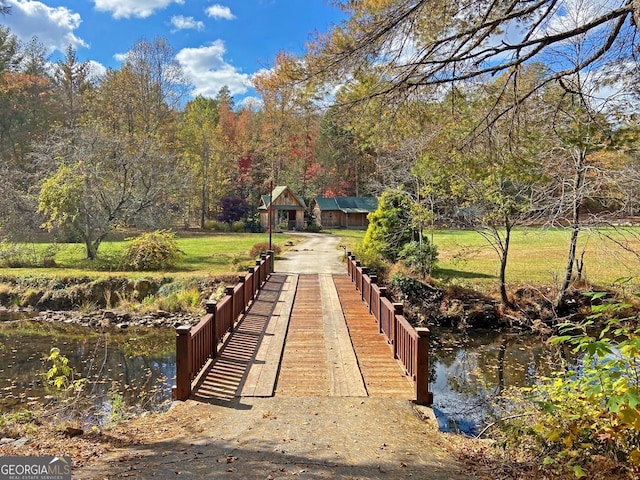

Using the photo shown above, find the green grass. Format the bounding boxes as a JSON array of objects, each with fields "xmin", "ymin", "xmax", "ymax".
[
  {"xmin": 0, "ymin": 232, "xmax": 298, "ymax": 279},
  {"xmin": 328, "ymin": 227, "xmax": 640, "ymax": 290},
  {"xmin": 2, "ymin": 228, "xmax": 639, "ymax": 290}
]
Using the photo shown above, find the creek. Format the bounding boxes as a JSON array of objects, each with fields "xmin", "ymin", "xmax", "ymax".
[
  {"xmin": 430, "ymin": 327, "xmax": 565, "ymax": 436},
  {"xmin": 0, "ymin": 315, "xmax": 175, "ymax": 426},
  {"xmin": 1, "ymin": 313, "xmax": 561, "ymax": 436}
]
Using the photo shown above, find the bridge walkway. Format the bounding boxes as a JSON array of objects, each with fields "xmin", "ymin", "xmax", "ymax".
[{"xmin": 192, "ymin": 273, "xmax": 414, "ymax": 403}]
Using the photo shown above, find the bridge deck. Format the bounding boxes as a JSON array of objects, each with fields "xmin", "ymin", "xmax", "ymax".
[{"xmin": 193, "ymin": 273, "xmax": 414, "ymax": 402}]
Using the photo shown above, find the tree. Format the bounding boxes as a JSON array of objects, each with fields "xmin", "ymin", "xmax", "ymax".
[
  {"xmin": 253, "ymin": 52, "xmax": 323, "ymax": 197},
  {"xmin": 218, "ymin": 197, "xmax": 249, "ymax": 224},
  {"xmin": 52, "ymin": 45, "xmax": 94, "ymax": 128},
  {"xmin": 0, "ymin": 27, "xmax": 55, "ymax": 235},
  {"xmin": 36, "ymin": 125, "xmax": 182, "ymax": 259},
  {"xmin": 180, "ymin": 95, "xmax": 220, "ymax": 228},
  {"xmin": 362, "ymin": 188, "xmax": 415, "ymax": 263},
  {"xmin": 304, "ymin": 0, "xmax": 638, "ymax": 112}
]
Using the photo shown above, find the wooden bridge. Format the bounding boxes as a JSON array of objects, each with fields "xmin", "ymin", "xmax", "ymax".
[{"xmin": 173, "ymin": 251, "xmax": 433, "ymax": 406}]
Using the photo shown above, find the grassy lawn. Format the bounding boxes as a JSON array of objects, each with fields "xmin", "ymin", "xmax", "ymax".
[
  {"xmin": 0, "ymin": 232, "xmax": 299, "ymax": 279},
  {"xmin": 2, "ymin": 228, "xmax": 638, "ymax": 289},
  {"xmin": 327, "ymin": 227, "xmax": 640, "ymax": 290}
]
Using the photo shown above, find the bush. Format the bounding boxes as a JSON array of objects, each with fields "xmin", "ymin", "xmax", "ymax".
[
  {"xmin": 119, "ymin": 230, "xmax": 181, "ymax": 271},
  {"xmin": 249, "ymin": 242, "xmax": 282, "ymax": 259},
  {"xmin": 351, "ymin": 244, "xmax": 390, "ymax": 280},
  {"xmin": 398, "ymin": 240, "xmax": 438, "ymax": 278},
  {"xmin": 0, "ymin": 241, "xmax": 59, "ymax": 268},
  {"xmin": 203, "ymin": 220, "xmax": 230, "ymax": 232},
  {"xmin": 362, "ymin": 189, "xmax": 413, "ymax": 262},
  {"xmin": 231, "ymin": 220, "xmax": 246, "ymax": 232},
  {"xmin": 493, "ymin": 292, "xmax": 640, "ymax": 478}
]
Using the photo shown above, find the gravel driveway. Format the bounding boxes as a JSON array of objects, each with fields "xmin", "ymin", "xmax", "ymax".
[{"xmin": 275, "ymin": 233, "xmax": 345, "ymax": 274}]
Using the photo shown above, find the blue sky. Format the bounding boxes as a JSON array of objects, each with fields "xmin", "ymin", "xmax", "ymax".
[{"xmin": 1, "ymin": 0, "xmax": 346, "ymax": 104}]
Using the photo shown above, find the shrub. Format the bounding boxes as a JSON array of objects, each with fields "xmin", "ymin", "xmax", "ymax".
[
  {"xmin": 231, "ymin": 220, "xmax": 246, "ymax": 232},
  {"xmin": 362, "ymin": 189, "xmax": 413, "ymax": 262},
  {"xmin": 352, "ymin": 244, "xmax": 390, "ymax": 281},
  {"xmin": 493, "ymin": 292, "xmax": 640, "ymax": 478},
  {"xmin": 249, "ymin": 242, "xmax": 282, "ymax": 259},
  {"xmin": 155, "ymin": 288, "xmax": 201, "ymax": 313},
  {"xmin": 120, "ymin": 230, "xmax": 181, "ymax": 271},
  {"xmin": 398, "ymin": 240, "xmax": 438, "ymax": 278},
  {"xmin": 204, "ymin": 220, "xmax": 230, "ymax": 232}
]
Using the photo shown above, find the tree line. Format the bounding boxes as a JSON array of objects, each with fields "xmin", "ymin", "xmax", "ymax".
[{"xmin": 1, "ymin": 2, "xmax": 640, "ymax": 306}]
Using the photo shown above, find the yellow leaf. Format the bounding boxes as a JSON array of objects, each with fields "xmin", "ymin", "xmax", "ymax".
[{"xmin": 547, "ymin": 430, "xmax": 561, "ymax": 442}]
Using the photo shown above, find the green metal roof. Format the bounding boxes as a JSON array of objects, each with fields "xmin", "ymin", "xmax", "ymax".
[{"xmin": 314, "ymin": 196, "xmax": 378, "ymax": 214}]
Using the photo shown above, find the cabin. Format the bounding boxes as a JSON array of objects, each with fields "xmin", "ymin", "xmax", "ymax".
[
  {"xmin": 313, "ymin": 196, "xmax": 378, "ymax": 229},
  {"xmin": 258, "ymin": 185, "xmax": 306, "ymax": 231}
]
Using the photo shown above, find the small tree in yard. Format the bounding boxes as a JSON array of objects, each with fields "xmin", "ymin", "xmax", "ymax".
[
  {"xmin": 362, "ymin": 189, "xmax": 414, "ymax": 263},
  {"xmin": 218, "ymin": 197, "xmax": 249, "ymax": 224},
  {"xmin": 36, "ymin": 126, "xmax": 181, "ymax": 260}
]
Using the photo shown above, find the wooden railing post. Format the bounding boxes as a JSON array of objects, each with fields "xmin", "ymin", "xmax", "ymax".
[
  {"xmin": 248, "ymin": 266, "xmax": 256, "ymax": 299},
  {"xmin": 392, "ymin": 303, "xmax": 403, "ymax": 356},
  {"xmin": 267, "ymin": 250, "xmax": 274, "ymax": 273},
  {"xmin": 238, "ymin": 274, "xmax": 246, "ymax": 313},
  {"xmin": 378, "ymin": 286, "xmax": 387, "ymax": 333},
  {"xmin": 415, "ymin": 328, "xmax": 433, "ymax": 406},
  {"xmin": 174, "ymin": 325, "xmax": 192, "ymax": 401},
  {"xmin": 225, "ymin": 285, "xmax": 235, "ymax": 321},
  {"xmin": 206, "ymin": 300, "xmax": 217, "ymax": 358},
  {"xmin": 369, "ymin": 275, "xmax": 377, "ymax": 314},
  {"xmin": 361, "ymin": 267, "xmax": 369, "ymax": 300},
  {"xmin": 255, "ymin": 260, "xmax": 262, "ymax": 290}
]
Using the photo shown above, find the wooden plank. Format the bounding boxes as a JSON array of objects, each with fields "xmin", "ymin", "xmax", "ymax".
[
  {"xmin": 275, "ymin": 275, "xmax": 330, "ymax": 396},
  {"xmin": 240, "ymin": 274, "xmax": 298, "ymax": 397},
  {"xmin": 319, "ymin": 273, "xmax": 367, "ymax": 397},
  {"xmin": 333, "ymin": 274, "xmax": 415, "ymax": 400},
  {"xmin": 192, "ymin": 273, "xmax": 288, "ymax": 402}
]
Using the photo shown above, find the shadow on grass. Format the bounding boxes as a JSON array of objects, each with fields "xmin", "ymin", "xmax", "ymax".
[{"xmin": 434, "ymin": 267, "xmax": 495, "ymax": 280}]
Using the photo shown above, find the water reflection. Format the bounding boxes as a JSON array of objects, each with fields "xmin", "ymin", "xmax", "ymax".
[
  {"xmin": 0, "ymin": 321, "xmax": 175, "ymax": 425},
  {"xmin": 430, "ymin": 328, "xmax": 564, "ymax": 436}
]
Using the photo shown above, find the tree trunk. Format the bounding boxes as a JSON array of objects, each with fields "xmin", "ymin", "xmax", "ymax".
[
  {"xmin": 200, "ymin": 147, "xmax": 209, "ymax": 229},
  {"xmin": 556, "ymin": 149, "xmax": 586, "ymax": 308},
  {"xmin": 499, "ymin": 224, "xmax": 512, "ymax": 307}
]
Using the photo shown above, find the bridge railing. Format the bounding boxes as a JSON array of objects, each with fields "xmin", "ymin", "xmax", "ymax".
[
  {"xmin": 346, "ymin": 253, "xmax": 433, "ymax": 406},
  {"xmin": 173, "ymin": 251, "xmax": 273, "ymax": 401}
]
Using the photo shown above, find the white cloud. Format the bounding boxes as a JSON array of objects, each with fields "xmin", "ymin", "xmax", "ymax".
[
  {"xmin": 205, "ymin": 4, "xmax": 235, "ymax": 20},
  {"xmin": 3, "ymin": 0, "xmax": 87, "ymax": 53},
  {"xmin": 176, "ymin": 40, "xmax": 250, "ymax": 97},
  {"xmin": 113, "ymin": 52, "xmax": 128, "ymax": 62},
  {"xmin": 93, "ymin": 0, "xmax": 185, "ymax": 19},
  {"xmin": 87, "ymin": 60, "xmax": 107, "ymax": 79},
  {"xmin": 171, "ymin": 15, "xmax": 204, "ymax": 32},
  {"xmin": 239, "ymin": 96, "xmax": 263, "ymax": 110}
]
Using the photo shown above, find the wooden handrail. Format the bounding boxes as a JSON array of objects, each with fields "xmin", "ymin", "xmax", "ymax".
[
  {"xmin": 345, "ymin": 254, "xmax": 432, "ymax": 406},
  {"xmin": 173, "ymin": 251, "xmax": 273, "ymax": 400}
]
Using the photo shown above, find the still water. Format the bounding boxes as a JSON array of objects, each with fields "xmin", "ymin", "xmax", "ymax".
[
  {"xmin": 0, "ymin": 317, "xmax": 175, "ymax": 425},
  {"xmin": 0, "ymin": 314, "xmax": 560, "ymax": 435},
  {"xmin": 430, "ymin": 328, "xmax": 563, "ymax": 436}
]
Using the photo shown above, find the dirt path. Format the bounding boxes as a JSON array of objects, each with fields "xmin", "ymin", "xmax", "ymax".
[
  {"xmin": 275, "ymin": 233, "xmax": 344, "ymax": 274},
  {"xmin": 76, "ymin": 397, "xmax": 477, "ymax": 479}
]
